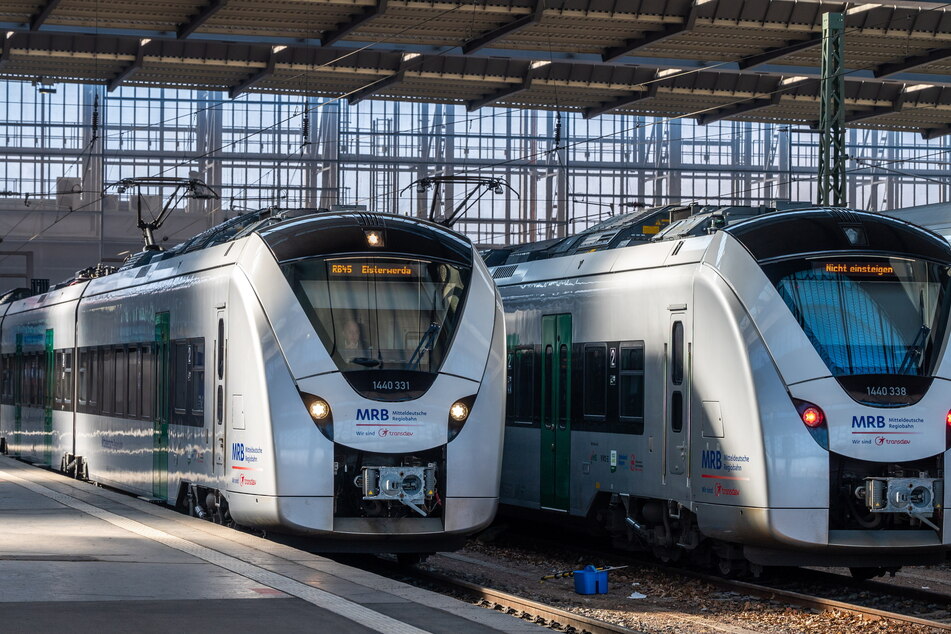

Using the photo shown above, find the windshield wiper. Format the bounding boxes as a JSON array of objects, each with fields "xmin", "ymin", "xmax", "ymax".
[
  {"xmin": 351, "ymin": 357, "xmax": 381, "ymax": 368},
  {"xmin": 408, "ymin": 322, "xmax": 441, "ymax": 369},
  {"xmin": 898, "ymin": 324, "xmax": 930, "ymax": 375}
]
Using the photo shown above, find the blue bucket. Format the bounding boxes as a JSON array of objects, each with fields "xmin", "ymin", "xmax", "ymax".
[{"xmin": 573, "ymin": 565, "xmax": 609, "ymax": 595}]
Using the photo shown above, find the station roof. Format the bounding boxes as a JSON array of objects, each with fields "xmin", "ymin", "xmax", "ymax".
[{"xmin": 4, "ymin": 1, "xmax": 951, "ymax": 136}]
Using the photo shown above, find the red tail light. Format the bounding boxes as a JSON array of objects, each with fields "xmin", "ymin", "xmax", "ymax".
[{"xmin": 794, "ymin": 399, "xmax": 826, "ymax": 428}]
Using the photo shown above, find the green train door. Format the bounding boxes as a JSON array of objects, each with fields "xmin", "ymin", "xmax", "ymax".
[
  {"xmin": 43, "ymin": 329, "xmax": 53, "ymax": 467},
  {"xmin": 540, "ymin": 313, "xmax": 571, "ymax": 511},
  {"xmin": 152, "ymin": 312, "xmax": 170, "ymax": 500}
]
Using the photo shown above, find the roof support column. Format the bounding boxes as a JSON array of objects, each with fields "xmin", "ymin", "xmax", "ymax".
[{"xmin": 818, "ymin": 12, "xmax": 846, "ymax": 207}]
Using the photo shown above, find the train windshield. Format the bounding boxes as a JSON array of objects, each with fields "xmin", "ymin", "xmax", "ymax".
[
  {"xmin": 283, "ymin": 256, "xmax": 469, "ymax": 373},
  {"xmin": 765, "ymin": 256, "xmax": 951, "ymax": 376}
]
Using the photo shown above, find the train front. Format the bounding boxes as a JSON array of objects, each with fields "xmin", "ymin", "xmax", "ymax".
[
  {"xmin": 705, "ymin": 208, "xmax": 951, "ymax": 570},
  {"xmin": 229, "ymin": 212, "xmax": 505, "ymax": 551}
]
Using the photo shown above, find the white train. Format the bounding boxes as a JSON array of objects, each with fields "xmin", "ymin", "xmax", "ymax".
[
  {"xmin": 0, "ymin": 209, "xmax": 506, "ymax": 554},
  {"xmin": 489, "ymin": 205, "xmax": 951, "ymax": 577}
]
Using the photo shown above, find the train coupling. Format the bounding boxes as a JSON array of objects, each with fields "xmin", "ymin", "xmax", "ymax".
[
  {"xmin": 858, "ymin": 476, "xmax": 943, "ymax": 526},
  {"xmin": 361, "ymin": 464, "xmax": 436, "ymax": 516}
]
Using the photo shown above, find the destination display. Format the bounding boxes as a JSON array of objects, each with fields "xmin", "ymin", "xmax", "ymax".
[
  {"xmin": 814, "ymin": 261, "xmax": 898, "ymax": 278},
  {"xmin": 329, "ymin": 260, "xmax": 419, "ymax": 278}
]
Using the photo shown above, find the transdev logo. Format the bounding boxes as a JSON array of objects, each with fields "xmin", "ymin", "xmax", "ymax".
[{"xmin": 714, "ymin": 482, "xmax": 740, "ymax": 497}]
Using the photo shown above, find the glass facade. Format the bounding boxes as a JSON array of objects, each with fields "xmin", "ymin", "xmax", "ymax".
[{"xmin": 0, "ymin": 78, "xmax": 950, "ymax": 277}]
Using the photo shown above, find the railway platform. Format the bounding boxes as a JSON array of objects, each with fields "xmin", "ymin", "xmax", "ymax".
[{"xmin": 0, "ymin": 456, "xmax": 542, "ymax": 633}]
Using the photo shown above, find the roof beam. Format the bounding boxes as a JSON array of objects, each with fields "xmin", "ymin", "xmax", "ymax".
[
  {"xmin": 737, "ymin": 34, "xmax": 822, "ymax": 70},
  {"xmin": 462, "ymin": 0, "xmax": 544, "ymax": 55},
  {"xmin": 583, "ymin": 83, "xmax": 657, "ymax": 119},
  {"xmin": 697, "ymin": 94, "xmax": 781, "ymax": 126},
  {"xmin": 467, "ymin": 66, "xmax": 538, "ymax": 112},
  {"xmin": 602, "ymin": 0, "xmax": 701, "ymax": 63},
  {"xmin": 322, "ymin": 0, "xmax": 387, "ymax": 47},
  {"xmin": 229, "ymin": 48, "xmax": 279, "ymax": 99},
  {"xmin": 0, "ymin": 33, "xmax": 13, "ymax": 69},
  {"xmin": 845, "ymin": 98, "xmax": 905, "ymax": 124},
  {"xmin": 177, "ymin": 0, "xmax": 228, "ymax": 40},
  {"xmin": 29, "ymin": 0, "xmax": 64, "ymax": 31},
  {"xmin": 347, "ymin": 69, "xmax": 405, "ymax": 106},
  {"xmin": 874, "ymin": 48, "xmax": 951, "ymax": 78},
  {"xmin": 922, "ymin": 125, "xmax": 951, "ymax": 140},
  {"xmin": 108, "ymin": 39, "xmax": 150, "ymax": 92}
]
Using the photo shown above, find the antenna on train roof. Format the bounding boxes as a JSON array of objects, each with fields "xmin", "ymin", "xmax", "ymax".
[{"xmin": 106, "ymin": 177, "xmax": 219, "ymax": 251}]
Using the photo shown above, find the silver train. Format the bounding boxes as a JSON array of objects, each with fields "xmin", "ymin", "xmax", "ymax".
[
  {"xmin": 0, "ymin": 209, "xmax": 505, "ymax": 553},
  {"xmin": 488, "ymin": 205, "xmax": 951, "ymax": 576}
]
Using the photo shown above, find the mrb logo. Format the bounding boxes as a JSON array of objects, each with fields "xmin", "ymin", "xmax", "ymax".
[
  {"xmin": 357, "ymin": 408, "xmax": 389, "ymax": 421},
  {"xmin": 852, "ymin": 414, "xmax": 885, "ymax": 429},
  {"xmin": 231, "ymin": 442, "xmax": 244, "ymax": 461},
  {"xmin": 701, "ymin": 450, "xmax": 722, "ymax": 470}
]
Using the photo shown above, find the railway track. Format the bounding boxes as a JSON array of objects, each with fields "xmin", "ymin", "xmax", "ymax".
[
  {"xmin": 669, "ymin": 565, "xmax": 951, "ymax": 631},
  {"xmin": 425, "ymin": 526, "xmax": 951, "ymax": 633},
  {"xmin": 409, "ymin": 566, "xmax": 641, "ymax": 634}
]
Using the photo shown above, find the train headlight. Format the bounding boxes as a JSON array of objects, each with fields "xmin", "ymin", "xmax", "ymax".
[
  {"xmin": 449, "ymin": 401, "xmax": 469, "ymax": 422},
  {"xmin": 300, "ymin": 391, "xmax": 334, "ymax": 441},
  {"xmin": 309, "ymin": 399, "xmax": 330, "ymax": 420},
  {"xmin": 447, "ymin": 395, "xmax": 476, "ymax": 442}
]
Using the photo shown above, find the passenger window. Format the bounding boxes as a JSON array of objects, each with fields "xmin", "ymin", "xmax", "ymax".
[
  {"xmin": 558, "ymin": 343, "xmax": 568, "ymax": 428},
  {"xmin": 217, "ymin": 319, "xmax": 224, "ymax": 380},
  {"xmin": 543, "ymin": 344, "xmax": 553, "ymax": 428},
  {"xmin": 619, "ymin": 342, "xmax": 645, "ymax": 434},
  {"xmin": 583, "ymin": 344, "xmax": 606, "ymax": 418},
  {"xmin": 671, "ymin": 321, "xmax": 684, "ymax": 385},
  {"xmin": 172, "ymin": 338, "xmax": 205, "ymax": 427},
  {"xmin": 671, "ymin": 390, "xmax": 683, "ymax": 433},
  {"xmin": 63, "ymin": 351, "xmax": 72, "ymax": 407},
  {"xmin": 514, "ymin": 349, "xmax": 534, "ymax": 420},
  {"xmin": 128, "ymin": 348, "xmax": 141, "ymax": 419},
  {"xmin": 115, "ymin": 347, "xmax": 127, "ymax": 417},
  {"xmin": 141, "ymin": 346, "xmax": 154, "ymax": 419},
  {"xmin": 102, "ymin": 348, "xmax": 115, "ymax": 414}
]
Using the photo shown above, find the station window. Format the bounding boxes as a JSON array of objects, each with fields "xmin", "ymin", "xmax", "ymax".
[
  {"xmin": 619, "ymin": 342, "xmax": 645, "ymax": 435},
  {"xmin": 583, "ymin": 344, "xmax": 607, "ymax": 418}
]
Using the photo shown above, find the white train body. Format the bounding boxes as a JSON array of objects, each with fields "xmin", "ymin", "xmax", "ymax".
[
  {"xmin": 0, "ymin": 211, "xmax": 505, "ymax": 552},
  {"xmin": 493, "ymin": 207, "xmax": 951, "ymax": 570}
]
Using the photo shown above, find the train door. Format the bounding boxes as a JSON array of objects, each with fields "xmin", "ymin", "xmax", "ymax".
[
  {"xmin": 152, "ymin": 312, "xmax": 170, "ymax": 500},
  {"xmin": 540, "ymin": 314, "xmax": 571, "ymax": 511},
  {"xmin": 665, "ymin": 313, "xmax": 689, "ymax": 488},
  {"xmin": 213, "ymin": 308, "xmax": 226, "ymax": 480}
]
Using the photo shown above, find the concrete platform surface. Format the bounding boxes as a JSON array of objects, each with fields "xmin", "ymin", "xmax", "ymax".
[{"xmin": 0, "ymin": 457, "xmax": 543, "ymax": 633}]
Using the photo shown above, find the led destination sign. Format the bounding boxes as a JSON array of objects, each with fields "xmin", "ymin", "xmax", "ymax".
[
  {"xmin": 330, "ymin": 262, "xmax": 416, "ymax": 277},
  {"xmin": 816, "ymin": 262, "xmax": 896, "ymax": 277}
]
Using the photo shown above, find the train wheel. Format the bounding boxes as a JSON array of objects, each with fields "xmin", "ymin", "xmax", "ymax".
[
  {"xmin": 396, "ymin": 553, "xmax": 427, "ymax": 567},
  {"xmin": 849, "ymin": 567, "xmax": 885, "ymax": 580}
]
